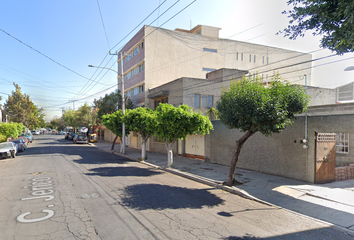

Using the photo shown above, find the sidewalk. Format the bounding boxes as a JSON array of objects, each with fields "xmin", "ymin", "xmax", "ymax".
[{"xmin": 91, "ymin": 140, "xmax": 354, "ymax": 234}]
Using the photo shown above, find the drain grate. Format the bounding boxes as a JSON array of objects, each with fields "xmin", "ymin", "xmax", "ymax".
[{"xmin": 76, "ymin": 193, "xmax": 100, "ymax": 199}]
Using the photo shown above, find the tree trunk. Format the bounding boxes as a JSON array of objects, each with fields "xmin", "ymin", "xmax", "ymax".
[
  {"xmin": 111, "ymin": 135, "xmax": 118, "ymax": 151},
  {"xmin": 225, "ymin": 129, "xmax": 256, "ymax": 186},
  {"xmin": 141, "ymin": 138, "xmax": 147, "ymax": 160},
  {"xmin": 166, "ymin": 142, "xmax": 174, "ymax": 168}
]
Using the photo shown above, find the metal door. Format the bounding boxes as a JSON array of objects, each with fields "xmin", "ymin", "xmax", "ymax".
[
  {"xmin": 315, "ymin": 133, "xmax": 336, "ymax": 183},
  {"xmin": 185, "ymin": 134, "xmax": 205, "ymax": 159}
]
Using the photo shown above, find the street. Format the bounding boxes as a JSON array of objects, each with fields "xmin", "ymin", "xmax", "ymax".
[{"xmin": 0, "ymin": 135, "xmax": 352, "ymax": 240}]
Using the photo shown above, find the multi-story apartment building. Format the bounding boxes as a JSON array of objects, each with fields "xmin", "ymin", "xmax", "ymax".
[{"xmin": 116, "ymin": 24, "xmax": 312, "ymax": 107}]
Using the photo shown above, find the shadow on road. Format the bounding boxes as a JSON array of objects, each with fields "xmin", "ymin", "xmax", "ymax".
[
  {"xmin": 120, "ymin": 183, "xmax": 224, "ymax": 210},
  {"xmin": 86, "ymin": 166, "xmax": 164, "ymax": 177}
]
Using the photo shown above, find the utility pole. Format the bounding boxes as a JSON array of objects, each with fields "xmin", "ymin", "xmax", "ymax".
[
  {"xmin": 69, "ymin": 100, "xmax": 77, "ymax": 111},
  {"xmin": 109, "ymin": 51, "xmax": 126, "ymax": 154}
]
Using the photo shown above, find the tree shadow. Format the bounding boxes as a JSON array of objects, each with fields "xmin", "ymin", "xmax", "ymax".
[
  {"xmin": 86, "ymin": 166, "xmax": 163, "ymax": 177},
  {"xmin": 121, "ymin": 184, "xmax": 224, "ymax": 210}
]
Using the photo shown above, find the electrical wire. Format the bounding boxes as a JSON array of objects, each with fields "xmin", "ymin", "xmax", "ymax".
[
  {"xmin": 0, "ymin": 28, "xmax": 101, "ymax": 84},
  {"xmin": 96, "ymin": 0, "xmax": 110, "ymax": 50}
]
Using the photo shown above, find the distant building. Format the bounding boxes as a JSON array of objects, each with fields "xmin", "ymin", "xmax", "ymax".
[{"xmin": 116, "ymin": 24, "xmax": 312, "ymax": 107}]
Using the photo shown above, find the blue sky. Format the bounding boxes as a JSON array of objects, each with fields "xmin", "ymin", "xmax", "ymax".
[{"xmin": 1, "ymin": 0, "xmax": 354, "ymax": 121}]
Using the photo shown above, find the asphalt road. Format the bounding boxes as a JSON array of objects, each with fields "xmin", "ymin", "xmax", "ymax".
[{"xmin": 0, "ymin": 135, "xmax": 353, "ymax": 240}]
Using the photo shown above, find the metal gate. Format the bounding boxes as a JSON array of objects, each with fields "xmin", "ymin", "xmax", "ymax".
[
  {"xmin": 185, "ymin": 134, "xmax": 205, "ymax": 160},
  {"xmin": 315, "ymin": 133, "xmax": 336, "ymax": 183}
]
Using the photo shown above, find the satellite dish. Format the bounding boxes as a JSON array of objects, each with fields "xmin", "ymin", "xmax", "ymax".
[{"xmin": 344, "ymin": 66, "xmax": 354, "ymax": 71}]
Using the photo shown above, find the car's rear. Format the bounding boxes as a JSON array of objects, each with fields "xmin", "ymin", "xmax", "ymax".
[{"xmin": 75, "ymin": 135, "xmax": 88, "ymax": 144}]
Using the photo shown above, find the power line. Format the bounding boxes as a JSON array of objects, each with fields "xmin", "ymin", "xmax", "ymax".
[
  {"xmin": 109, "ymin": 0, "xmax": 169, "ymax": 52},
  {"xmin": 96, "ymin": 0, "xmax": 110, "ymax": 50},
  {"xmin": 0, "ymin": 28, "xmax": 101, "ymax": 84}
]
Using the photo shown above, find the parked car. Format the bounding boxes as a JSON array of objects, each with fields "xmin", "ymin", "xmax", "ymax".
[
  {"xmin": 18, "ymin": 136, "xmax": 29, "ymax": 145},
  {"xmin": 20, "ymin": 132, "xmax": 33, "ymax": 143},
  {"xmin": 12, "ymin": 139, "xmax": 26, "ymax": 152},
  {"xmin": 73, "ymin": 134, "xmax": 88, "ymax": 144},
  {"xmin": 68, "ymin": 132, "xmax": 76, "ymax": 140},
  {"xmin": 0, "ymin": 142, "xmax": 17, "ymax": 158}
]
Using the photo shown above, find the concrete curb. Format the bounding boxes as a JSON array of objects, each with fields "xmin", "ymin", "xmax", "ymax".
[
  {"xmin": 98, "ymin": 148, "xmax": 274, "ymax": 205},
  {"xmin": 96, "ymin": 146, "xmax": 354, "ymax": 236}
]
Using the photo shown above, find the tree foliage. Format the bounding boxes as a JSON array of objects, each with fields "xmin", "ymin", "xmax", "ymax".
[
  {"xmin": 122, "ymin": 107, "xmax": 157, "ymax": 159},
  {"xmin": 0, "ymin": 122, "xmax": 25, "ymax": 141},
  {"xmin": 50, "ymin": 117, "xmax": 65, "ymax": 131},
  {"xmin": 93, "ymin": 89, "xmax": 134, "ymax": 119},
  {"xmin": 76, "ymin": 102, "xmax": 98, "ymax": 133},
  {"xmin": 155, "ymin": 104, "xmax": 214, "ymax": 167},
  {"xmin": 101, "ymin": 110, "xmax": 130, "ymax": 150},
  {"xmin": 4, "ymin": 83, "xmax": 45, "ymax": 129},
  {"xmin": 281, "ymin": 0, "xmax": 354, "ymax": 54},
  {"xmin": 63, "ymin": 109, "xmax": 78, "ymax": 130},
  {"xmin": 217, "ymin": 74, "xmax": 309, "ymax": 186}
]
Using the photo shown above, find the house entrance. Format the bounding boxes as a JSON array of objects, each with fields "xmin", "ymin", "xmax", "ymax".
[
  {"xmin": 315, "ymin": 133, "xmax": 336, "ymax": 183},
  {"xmin": 185, "ymin": 134, "xmax": 204, "ymax": 160}
]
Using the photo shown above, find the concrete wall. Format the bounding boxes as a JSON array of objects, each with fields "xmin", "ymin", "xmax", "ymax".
[
  {"xmin": 143, "ymin": 25, "xmax": 312, "ymax": 108},
  {"xmin": 205, "ymin": 119, "xmax": 313, "ymax": 182},
  {"xmin": 307, "ymin": 86, "xmax": 337, "ymax": 106},
  {"xmin": 205, "ymin": 105, "xmax": 354, "ymax": 183}
]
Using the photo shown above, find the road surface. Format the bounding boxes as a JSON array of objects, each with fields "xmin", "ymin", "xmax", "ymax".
[{"xmin": 0, "ymin": 135, "xmax": 352, "ymax": 239}]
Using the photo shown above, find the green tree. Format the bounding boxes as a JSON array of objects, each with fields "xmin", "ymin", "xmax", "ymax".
[
  {"xmin": 4, "ymin": 83, "xmax": 44, "ymax": 129},
  {"xmin": 122, "ymin": 107, "xmax": 157, "ymax": 160},
  {"xmin": 101, "ymin": 110, "xmax": 130, "ymax": 151},
  {"xmin": 217, "ymin": 75, "xmax": 309, "ymax": 186},
  {"xmin": 155, "ymin": 104, "xmax": 213, "ymax": 167},
  {"xmin": 50, "ymin": 117, "xmax": 65, "ymax": 131},
  {"xmin": 76, "ymin": 102, "xmax": 98, "ymax": 134},
  {"xmin": 93, "ymin": 89, "xmax": 134, "ymax": 119},
  {"xmin": 281, "ymin": 0, "xmax": 354, "ymax": 55},
  {"xmin": 63, "ymin": 109, "xmax": 79, "ymax": 132},
  {"xmin": 0, "ymin": 122, "xmax": 24, "ymax": 140}
]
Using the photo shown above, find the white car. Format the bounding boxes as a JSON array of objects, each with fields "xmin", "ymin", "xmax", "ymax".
[{"xmin": 0, "ymin": 142, "xmax": 17, "ymax": 159}]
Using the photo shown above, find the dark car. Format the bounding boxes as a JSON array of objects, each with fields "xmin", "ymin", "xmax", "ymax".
[{"xmin": 73, "ymin": 134, "xmax": 88, "ymax": 144}]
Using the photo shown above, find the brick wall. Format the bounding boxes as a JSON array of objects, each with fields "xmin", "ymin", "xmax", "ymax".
[{"xmin": 335, "ymin": 164, "xmax": 354, "ymax": 181}]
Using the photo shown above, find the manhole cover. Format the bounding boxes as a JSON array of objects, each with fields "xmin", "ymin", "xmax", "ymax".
[{"xmin": 76, "ymin": 193, "xmax": 100, "ymax": 199}]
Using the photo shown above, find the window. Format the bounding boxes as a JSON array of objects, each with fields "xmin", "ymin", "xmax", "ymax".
[
  {"xmin": 337, "ymin": 83, "xmax": 354, "ymax": 102},
  {"xmin": 154, "ymin": 97, "xmax": 168, "ymax": 109},
  {"xmin": 249, "ymin": 54, "xmax": 252, "ymax": 62},
  {"xmin": 126, "ymin": 91, "xmax": 131, "ymax": 97},
  {"xmin": 336, "ymin": 133, "xmax": 349, "ymax": 154},
  {"xmin": 133, "ymin": 47, "xmax": 138, "ymax": 56},
  {"xmin": 133, "ymin": 66, "xmax": 139, "ymax": 76},
  {"xmin": 202, "ymin": 68, "xmax": 216, "ymax": 72},
  {"xmin": 194, "ymin": 94, "xmax": 213, "ymax": 109},
  {"xmin": 138, "ymin": 42, "xmax": 144, "ymax": 50},
  {"xmin": 139, "ymin": 85, "xmax": 144, "ymax": 93},
  {"xmin": 133, "ymin": 87, "xmax": 138, "ymax": 95},
  {"xmin": 236, "ymin": 52, "xmax": 238, "ymax": 60},
  {"xmin": 203, "ymin": 48, "xmax": 217, "ymax": 53},
  {"xmin": 241, "ymin": 53, "xmax": 243, "ymax": 61},
  {"xmin": 254, "ymin": 55, "xmax": 256, "ymax": 63},
  {"xmin": 139, "ymin": 63, "xmax": 144, "ymax": 72},
  {"xmin": 267, "ymin": 57, "xmax": 269, "ymax": 64},
  {"xmin": 126, "ymin": 71, "xmax": 131, "ymax": 79},
  {"xmin": 262, "ymin": 56, "xmax": 265, "ymax": 64},
  {"xmin": 127, "ymin": 52, "xmax": 132, "ymax": 61}
]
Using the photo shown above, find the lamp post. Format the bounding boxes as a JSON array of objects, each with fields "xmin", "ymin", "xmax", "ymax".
[{"xmin": 88, "ymin": 63, "xmax": 126, "ymax": 154}]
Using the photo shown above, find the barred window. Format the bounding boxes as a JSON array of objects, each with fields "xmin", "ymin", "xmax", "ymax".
[{"xmin": 336, "ymin": 133, "xmax": 349, "ymax": 154}]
